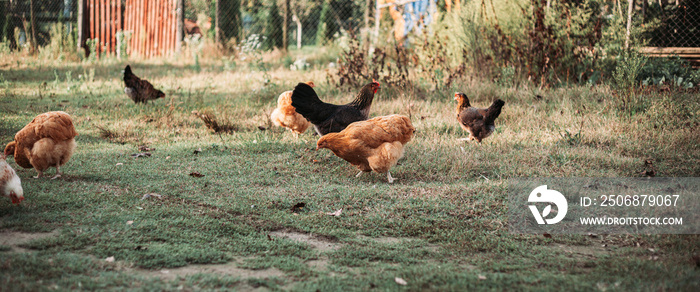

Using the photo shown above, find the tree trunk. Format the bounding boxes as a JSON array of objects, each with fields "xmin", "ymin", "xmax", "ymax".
[
  {"xmin": 625, "ymin": 0, "xmax": 634, "ymax": 50},
  {"xmin": 372, "ymin": 0, "xmax": 379, "ymax": 53},
  {"xmin": 293, "ymin": 14, "xmax": 301, "ymax": 49},
  {"xmin": 362, "ymin": 0, "xmax": 370, "ymax": 51},
  {"xmin": 215, "ymin": 0, "xmax": 221, "ymax": 46},
  {"xmin": 282, "ymin": 0, "xmax": 289, "ymax": 51},
  {"xmin": 30, "ymin": 0, "xmax": 37, "ymax": 54}
]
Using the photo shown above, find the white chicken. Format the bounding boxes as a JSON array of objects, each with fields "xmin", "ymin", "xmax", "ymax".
[{"xmin": 1, "ymin": 154, "xmax": 24, "ymax": 204}]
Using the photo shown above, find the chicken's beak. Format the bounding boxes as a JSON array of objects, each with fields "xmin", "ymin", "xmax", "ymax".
[{"xmin": 453, "ymin": 93, "xmax": 460, "ymax": 101}]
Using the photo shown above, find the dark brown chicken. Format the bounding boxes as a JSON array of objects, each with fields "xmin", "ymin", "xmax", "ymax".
[
  {"xmin": 123, "ymin": 65, "xmax": 165, "ymax": 104},
  {"xmin": 291, "ymin": 80, "xmax": 380, "ymax": 136},
  {"xmin": 454, "ymin": 92, "xmax": 505, "ymax": 143}
]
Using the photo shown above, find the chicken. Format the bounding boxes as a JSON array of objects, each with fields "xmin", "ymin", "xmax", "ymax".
[
  {"xmin": 1, "ymin": 154, "xmax": 23, "ymax": 204},
  {"xmin": 316, "ymin": 115, "xmax": 415, "ymax": 183},
  {"xmin": 123, "ymin": 65, "xmax": 165, "ymax": 104},
  {"xmin": 270, "ymin": 81, "xmax": 315, "ymax": 137},
  {"xmin": 291, "ymin": 80, "xmax": 381, "ymax": 136},
  {"xmin": 4, "ymin": 111, "xmax": 78, "ymax": 179},
  {"xmin": 454, "ymin": 92, "xmax": 505, "ymax": 143},
  {"xmin": 184, "ymin": 19, "xmax": 203, "ymax": 37}
]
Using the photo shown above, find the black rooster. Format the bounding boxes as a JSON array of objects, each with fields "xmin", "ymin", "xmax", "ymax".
[{"xmin": 291, "ymin": 81, "xmax": 380, "ymax": 136}]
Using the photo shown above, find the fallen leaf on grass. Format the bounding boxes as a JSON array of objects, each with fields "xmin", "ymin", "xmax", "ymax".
[
  {"xmin": 190, "ymin": 172, "xmax": 205, "ymax": 178},
  {"xmin": 193, "ymin": 148, "xmax": 202, "ymax": 154},
  {"xmin": 131, "ymin": 152, "xmax": 151, "ymax": 158},
  {"xmin": 394, "ymin": 277, "xmax": 407, "ymax": 285},
  {"xmin": 141, "ymin": 193, "xmax": 163, "ymax": 200},
  {"xmin": 478, "ymin": 275, "xmax": 487, "ymax": 280},
  {"xmin": 291, "ymin": 202, "xmax": 306, "ymax": 212},
  {"xmin": 543, "ymin": 233, "xmax": 552, "ymax": 238},
  {"xmin": 126, "ymin": 221, "xmax": 134, "ymax": 225},
  {"xmin": 105, "ymin": 256, "xmax": 115, "ymax": 262},
  {"xmin": 116, "ymin": 163, "xmax": 123, "ymax": 166},
  {"xmin": 326, "ymin": 209, "xmax": 342, "ymax": 216},
  {"xmin": 257, "ymin": 126, "xmax": 267, "ymax": 131}
]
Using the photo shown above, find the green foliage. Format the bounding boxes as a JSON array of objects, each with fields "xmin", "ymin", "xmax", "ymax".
[
  {"xmin": 640, "ymin": 56, "xmax": 699, "ymax": 89},
  {"xmin": 85, "ymin": 38, "xmax": 99, "ymax": 62},
  {"xmin": 38, "ymin": 23, "xmax": 77, "ymax": 61},
  {"xmin": 315, "ymin": 0, "xmax": 331, "ymax": 45},
  {"xmin": 115, "ymin": 31, "xmax": 131, "ymax": 59},
  {"xmin": 613, "ymin": 52, "xmax": 648, "ymax": 91}
]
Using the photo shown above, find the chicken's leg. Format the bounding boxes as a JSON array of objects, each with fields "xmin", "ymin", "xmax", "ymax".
[
  {"xmin": 387, "ymin": 172, "xmax": 395, "ymax": 183},
  {"xmin": 51, "ymin": 166, "xmax": 62, "ymax": 180},
  {"xmin": 33, "ymin": 170, "xmax": 43, "ymax": 179}
]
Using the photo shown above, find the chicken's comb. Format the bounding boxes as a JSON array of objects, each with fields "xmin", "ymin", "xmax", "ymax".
[{"xmin": 372, "ymin": 79, "xmax": 380, "ymax": 85}]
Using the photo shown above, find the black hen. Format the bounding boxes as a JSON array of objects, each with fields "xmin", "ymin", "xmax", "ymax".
[
  {"xmin": 454, "ymin": 92, "xmax": 505, "ymax": 142},
  {"xmin": 291, "ymin": 81, "xmax": 380, "ymax": 136},
  {"xmin": 123, "ymin": 65, "xmax": 165, "ymax": 104}
]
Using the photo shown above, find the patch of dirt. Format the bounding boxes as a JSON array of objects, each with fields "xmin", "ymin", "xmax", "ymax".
[
  {"xmin": 306, "ymin": 259, "xmax": 330, "ymax": 271},
  {"xmin": 269, "ymin": 231, "xmax": 341, "ymax": 251},
  {"xmin": 550, "ymin": 243, "xmax": 609, "ymax": 259},
  {"xmin": 0, "ymin": 230, "xmax": 60, "ymax": 252},
  {"xmin": 359, "ymin": 235, "xmax": 441, "ymax": 252},
  {"xmin": 138, "ymin": 261, "xmax": 286, "ymax": 281}
]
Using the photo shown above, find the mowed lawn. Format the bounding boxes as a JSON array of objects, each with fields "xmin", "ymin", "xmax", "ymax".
[{"xmin": 1, "ymin": 56, "xmax": 699, "ymax": 291}]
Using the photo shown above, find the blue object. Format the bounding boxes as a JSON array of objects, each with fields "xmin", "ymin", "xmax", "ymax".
[{"xmin": 403, "ymin": 0, "xmax": 435, "ymax": 36}]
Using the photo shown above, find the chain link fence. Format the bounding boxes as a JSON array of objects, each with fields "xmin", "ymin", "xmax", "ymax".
[
  {"xmin": 1, "ymin": 0, "xmax": 699, "ymax": 56},
  {"xmin": 0, "ymin": 0, "xmax": 77, "ymax": 52},
  {"xmin": 644, "ymin": 0, "xmax": 700, "ymax": 47}
]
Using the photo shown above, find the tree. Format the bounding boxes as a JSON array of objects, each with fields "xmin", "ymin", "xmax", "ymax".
[
  {"xmin": 265, "ymin": 0, "xmax": 283, "ymax": 49},
  {"xmin": 217, "ymin": 0, "xmax": 242, "ymax": 45}
]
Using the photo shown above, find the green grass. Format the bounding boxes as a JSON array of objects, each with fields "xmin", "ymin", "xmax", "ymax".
[{"xmin": 0, "ymin": 52, "xmax": 699, "ymax": 291}]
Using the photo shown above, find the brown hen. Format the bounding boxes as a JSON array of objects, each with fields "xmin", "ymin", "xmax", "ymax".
[
  {"xmin": 4, "ymin": 111, "xmax": 78, "ymax": 179},
  {"xmin": 270, "ymin": 81, "xmax": 314, "ymax": 137},
  {"xmin": 316, "ymin": 115, "xmax": 415, "ymax": 183}
]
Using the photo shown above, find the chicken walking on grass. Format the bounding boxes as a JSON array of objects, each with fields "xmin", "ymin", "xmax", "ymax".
[
  {"xmin": 123, "ymin": 65, "xmax": 165, "ymax": 104},
  {"xmin": 4, "ymin": 111, "xmax": 78, "ymax": 179},
  {"xmin": 1, "ymin": 154, "xmax": 23, "ymax": 204},
  {"xmin": 291, "ymin": 80, "xmax": 380, "ymax": 136},
  {"xmin": 270, "ymin": 81, "xmax": 315, "ymax": 137},
  {"xmin": 316, "ymin": 115, "xmax": 415, "ymax": 183},
  {"xmin": 454, "ymin": 92, "xmax": 505, "ymax": 143}
]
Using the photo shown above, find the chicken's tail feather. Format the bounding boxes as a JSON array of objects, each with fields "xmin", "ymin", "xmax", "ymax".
[
  {"xmin": 290, "ymin": 82, "xmax": 333, "ymax": 124},
  {"xmin": 124, "ymin": 65, "xmax": 138, "ymax": 84},
  {"xmin": 484, "ymin": 99, "xmax": 505, "ymax": 124}
]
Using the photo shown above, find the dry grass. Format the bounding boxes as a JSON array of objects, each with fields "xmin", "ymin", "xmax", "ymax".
[{"xmin": 191, "ymin": 110, "xmax": 238, "ymax": 133}]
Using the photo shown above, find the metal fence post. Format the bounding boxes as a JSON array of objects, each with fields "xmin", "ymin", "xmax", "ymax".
[{"xmin": 176, "ymin": 0, "xmax": 183, "ymax": 54}]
